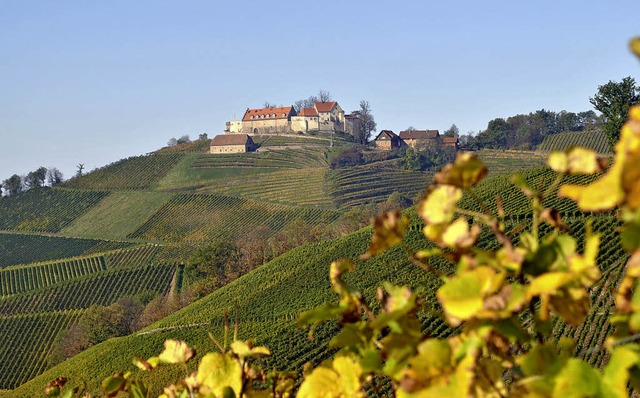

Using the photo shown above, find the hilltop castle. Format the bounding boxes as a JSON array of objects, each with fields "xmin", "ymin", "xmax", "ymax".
[{"xmin": 225, "ymin": 101, "xmax": 358, "ymax": 135}]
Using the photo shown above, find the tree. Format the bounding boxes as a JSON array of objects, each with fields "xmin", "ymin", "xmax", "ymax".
[
  {"xmin": 317, "ymin": 90, "xmax": 332, "ymax": 102},
  {"xmin": 352, "ymin": 100, "xmax": 376, "ymax": 145},
  {"xmin": 263, "ymin": 101, "xmax": 277, "ymax": 108},
  {"xmin": 76, "ymin": 164, "xmax": 85, "ymax": 178},
  {"xmin": 167, "ymin": 138, "xmax": 178, "ymax": 147},
  {"xmin": 24, "ymin": 166, "xmax": 47, "ymax": 189},
  {"xmin": 590, "ymin": 76, "xmax": 640, "ymax": 147},
  {"xmin": 46, "ymin": 168, "xmax": 63, "ymax": 186},
  {"xmin": 3, "ymin": 174, "xmax": 22, "ymax": 196},
  {"xmin": 198, "ymin": 133, "xmax": 208, "ymax": 141},
  {"xmin": 177, "ymin": 135, "xmax": 191, "ymax": 144},
  {"xmin": 184, "ymin": 241, "xmax": 241, "ymax": 297},
  {"xmin": 443, "ymin": 123, "xmax": 459, "ymax": 137}
]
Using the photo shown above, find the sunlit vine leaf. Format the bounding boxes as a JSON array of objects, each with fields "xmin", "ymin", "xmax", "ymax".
[
  {"xmin": 158, "ymin": 340, "xmax": 195, "ymax": 365},
  {"xmin": 298, "ymin": 355, "xmax": 364, "ymax": 398},
  {"xmin": 197, "ymin": 352, "xmax": 242, "ymax": 398},
  {"xmin": 418, "ymin": 185, "xmax": 462, "ymax": 224},
  {"xmin": 362, "ymin": 210, "xmax": 409, "ymax": 259},
  {"xmin": 433, "ymin": 152, "xmax": 488, "ymax": 188}
]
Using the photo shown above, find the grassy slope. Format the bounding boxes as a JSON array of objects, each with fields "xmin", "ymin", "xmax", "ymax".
[{"xmin": 61, "ymin": 191, "xmax": 173, "ymax": 240}]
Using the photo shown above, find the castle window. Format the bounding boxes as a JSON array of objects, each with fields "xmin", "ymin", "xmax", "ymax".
[{"xmin": 282, "ymin": 113, "xmax": 286, "ymax": 117}]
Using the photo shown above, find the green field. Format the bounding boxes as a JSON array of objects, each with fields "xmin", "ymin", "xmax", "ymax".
[
  {"xmin": 61, "ymin": 191, "xmax": 173, "ymax": 240},
  {"xmin": 0, "ymin": 234, "xmax": 102, "ymax": 268}
]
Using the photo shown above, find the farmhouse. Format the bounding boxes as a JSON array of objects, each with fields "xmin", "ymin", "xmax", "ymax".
[
  {"xmin": 374, "ymin": 130, "xmax": 403, "ymax": 150},
  {"xmin": 442, "ymin": 136, "xmax": 459, "ymax": 149},
  {"xmin": 210, "ymin": 134, "xmax": 255, "ymax": 154},
  {"xmin": 398, "ymin": 129, "xmax": 440, "ymax": 150}
]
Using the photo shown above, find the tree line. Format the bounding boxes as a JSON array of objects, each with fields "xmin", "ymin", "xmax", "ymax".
[
  {"xmin": 0, "ymin": 167, "xmax": 63, "ymax": 197},
  {"xmin": 457, "ymin": 76, "xmax": 640, "ymax": 150}
]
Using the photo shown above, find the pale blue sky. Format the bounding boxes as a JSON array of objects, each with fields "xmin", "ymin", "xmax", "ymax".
[{"xmin": 0, "ymin": 1, "xmax": 638, "ymax": 179}]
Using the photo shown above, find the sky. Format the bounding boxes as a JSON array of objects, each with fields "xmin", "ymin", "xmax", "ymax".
[{"xmin": 0, "ymin": 0, "xmax": 638, "ymax": 179}]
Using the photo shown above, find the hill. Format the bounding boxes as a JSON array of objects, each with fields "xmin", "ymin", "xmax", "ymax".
[
  {"xmin": 6, "ymin": 165, "xmax": 626, "ymax": 397},
  {"xmin": 0, "ymin": 133, "xmax": 562, "ymax": 393}
]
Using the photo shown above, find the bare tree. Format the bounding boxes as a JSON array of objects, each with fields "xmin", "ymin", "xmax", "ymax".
[
  {"xmin": 352, "ymin": 100, "xmax": 377, "ymax": 145},
  {"xmin": 263, "ymin": 101, "xmax": 277, "ymax": 108},
  {"xmin": 318, "ymin": 90, "xmax": 332, "ymax": 102},
  {"xmin": 76, "ymin": 164, "xmax": 85, "ymax": 178}
]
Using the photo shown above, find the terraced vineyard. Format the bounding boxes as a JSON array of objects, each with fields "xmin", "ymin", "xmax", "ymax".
[
  {"xmin": 191, "ymin": 147, "xmax": 329, "ymax": 169},
  {"xmin": 0, "ymin": 188, "xmax": 109, "ymax": 233},
  {"xmin": 252, "ymin": 134, "xmax": 333, "ymax": 146},
  {"xmin": 0, "ymin": 234, "xmax": 102, "ymax": 268},
  {"xmin": 128, "ymin": 193, "xmax": 341, "ymax": 242},
  {"xmin": 330, "ymin": 165, "xmax": 433, "ymax": 208},
  {"xmin": 63, "ymin": 153, "xmax": 184, "ymax": 190},
  {"xmin": 198, "ymin": 167, "xmax": 334, "ymax": 208},
  {"xmin": 475, "ymin": 149, "xmax": 547, "ymax": 176},
  {"xmin": 538, "ymin": 129, "xmax": 611, "ymax": 154}
]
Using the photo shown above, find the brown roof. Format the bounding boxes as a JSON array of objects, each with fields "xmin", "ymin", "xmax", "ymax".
[
  {"xmin": 375, "ymin": 130, "xmax": 400, "ymax": 141},
  {"xmin": 443, "ymin": 137, "xmax": 459, "ymax": 143},
  {"xmin": 345, "ymin": 113, "xmax": 359, "ymax": 119},
  {"xmin": 399, "ymin": 129, "xmax": 439, "ymax": 139},
  {"xmin": 243, "ymin": 106, "xmax": 295, "ymax": 121},
  {"xmin": 298, "ymin": 107, "xmax": 319, "ymax": 117},
  {"xmin": 314, "ymin": 101, "xmax": 337, "ymax": 113},
  {"xmin": 210, "ymin": 134, "xmax": 253, "ymax": 146}
]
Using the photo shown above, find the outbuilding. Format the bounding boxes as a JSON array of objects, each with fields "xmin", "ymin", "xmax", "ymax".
[{"xmin": 210, "ymin": 134, "xmax": 255, "ymax": 154}]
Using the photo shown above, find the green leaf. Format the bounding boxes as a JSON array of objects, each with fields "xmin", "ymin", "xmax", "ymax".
[
  {"xmin": 621, "ymin": 221, "xmax": 640, "ymax": 252},
  {"xmin": 552, "ymin": 358, "xmax": 602, "ymax": 397},
  {"xmin": 602, "ymin": 346, "xmax": 640, "ymax": 398},
  {"xmin": 102, "ymin": 373, "xmax": 128, "ymax": 398},
  {"xmin": 197, "ymin": 352, "xmax": 243, "ymax": 398}
]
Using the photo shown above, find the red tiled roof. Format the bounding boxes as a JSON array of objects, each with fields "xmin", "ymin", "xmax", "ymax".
[
  {"xmin": 443, "ymin": 137, "xmax": 459, "ymax": 143},
  {"xmin": 399, "ymin": 129, "xmax": 439, "ymax": 139},
  {"xmin": 314, "ymin": 101, "xmax": 337, "ymax": 113},
  {"xmin": 210, "ymin": 134, "xmax": 253, "ymax": 146},
  {"xmin": 243, "ymin": 106, "xmax": 295, "ymax": 121},
  {"xmin": 298, "ymin": 107, "xmax": 318, "ymax": 117},
  {"xmin": 375, "ymin": 130, "xmax": 400, "ymax": 141}
]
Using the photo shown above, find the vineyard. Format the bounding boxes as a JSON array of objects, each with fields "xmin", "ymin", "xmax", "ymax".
[
  {"xmin": 198, "ymin": 167, "xmax": 334, "ymax": 208},
  {"xmin": 191, "ymin": 147, "xmax": 330, "ymax": 169},
  {"xmin": 61, "ymin": 191, "xmax": 173, "ymax": 240},
  {"xmin": 127, "ymin": 193, "xmax": 341, "ymax": 243},
  {"xmin": 0, "ymin": 255, "xmax": 180, "ymax": 390},
  {"xmin": 330, "ymin": 165, "xmax": 434, "ymax": 208},
  {"xmin": 0, "ymin": 234, "xmax": 102, "ymax": 268},
  {"xmin": 0, "ymin": 188, "xmax": 108, "ymax": 233},
  {"xmin": 475, "ymin": 149, "xmax": 547, "ymax": 176},
  {"xmin": 63, "ymin": 153, "xmax": 184, "ymax": 190},
  {"xmin": 537, "ymin": 129, "xmax": 611, "ymax": 153}
]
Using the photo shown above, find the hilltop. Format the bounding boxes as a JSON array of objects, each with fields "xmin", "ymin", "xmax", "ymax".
[{"xmin": 0, "ymin": 131, "xmax": 596, "ymax": 394}]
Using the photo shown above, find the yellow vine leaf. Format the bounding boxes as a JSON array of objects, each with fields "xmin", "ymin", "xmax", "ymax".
[
  {"xmin": 197, "ymin": 352, "xmax": 243, "ymax": 398},
  {"xmin": 298, "ymin": 355, "xmax": 364, "ymax": 398},
  {"xmin": 440, "ymin": 217, "xmax": 480, "ymax": 250},
  {"xmin": 433, "ymin": 152, "xmax": 488, "ymax": 189},
  {"xmin": 559, "ymin": 106, "xmax": 640, "ymax": 211},
  {"xmin": 437, "ymin": 266, "xmax": 506, "ymax": 326},
  {"xmin": 362, "ymin": 210, "xmax": 410, "ymax": 259},
  {"xmin": 548, "ymin": 147, "xmax": 605, "ymax": 175},
  {"xmin": 157, "ymin": 340, "xmax": 195, "ymax": 365},
  {"xmin": 631, "ymin": 37, "xmax": 640, "ymax": 60},
  {"xmin": 230, "ymin": 340, "xmax": 271, "ymax": 359},
  {"xmin": 418, "ymin": 185, "xmax": 462, "ymax": 224}
]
